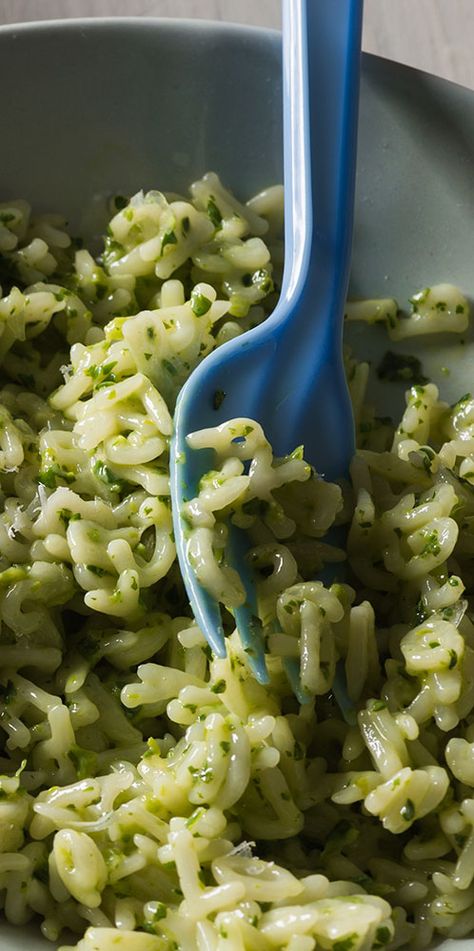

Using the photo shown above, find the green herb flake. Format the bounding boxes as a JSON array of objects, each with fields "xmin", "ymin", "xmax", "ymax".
[
  {"xmin": 252, "ymin": 267, "xmax": 273, "ymax": 295},
  {"xmin": 86, "ymin": 564, "xmax": 107, "ymax": 577},
  {"xmin": 400, "ymin": 798, "xmax": 415, "ymax": 822},
  {"xmin": 0, "ymin": 680, "xmax": 17, "ymax": 706},
  {"xmin": 58, "ymin": 508, "xmax": 73, "ymax": 527},
  {"xmin": 374, "ymin": 926, "xmax": 392, "ymax": 948},
  {"xmin": 293, "ymin": 741, "xmax": 304, "ymax": 761},
  {"xmin": 370, "ymin": 699, "xmax": 387, "ymax": 712},
  {"xmin": 92, "ymin": 460, "xmax": 126, "ymax": 494},
  {"xmin": 454, "ymin": 393, "xmax": 471, "ymax": 408},
  {"xmin": 161, "ymin": 228, "xmax": 178, "ymax": 254},
  {"xmin": 207, "ymin": 196, "xmax": 223, "ymax": 229},
  {"xmin": 189, "ymin": 764, "xmax": 214, "ymax": 784},
  {"xmin": 161, "ymin": 358, "xmax": 177, "ymax": 376},
  {"xmin": 191, "ymin": 290, "xmax": 212, "ymax": 317},
  {"xmin": 151, "ymin": 902, "xmax": 167, "ymax": 922},
  {"xmin": 38, "ymin": 465, "xmax": 75, "ymax": 489},
  {"xmin": 211, "ymin": 679, "xmax": 226, "ymax": 694},
  {"xmin": 377, "ymin": 350, "xmax": 428, "ymax": 385},
  {"xmin": 420, "ymin": 530, "xmax": 441, "ymax": 558},
  {"xmin": 68, "ymin": 745, "xmax": 97, "ymax": 780},
  {"xmin": 186, "ymin": 807, "xmax": 205, "ymax": 828},
  {"xmin": 333, "ymin": 935, "xmax": 358, "ymax": 951}
]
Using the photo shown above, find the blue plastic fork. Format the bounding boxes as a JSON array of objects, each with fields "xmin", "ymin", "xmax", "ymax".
[{"xmin": 171, "ymin": 0, "xmax": 363, "ymax": 685}]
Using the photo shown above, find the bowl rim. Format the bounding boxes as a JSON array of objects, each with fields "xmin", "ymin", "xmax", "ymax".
[
  {"xmin": 0, "ymin": 15, "xmax": 280, "ymax": 40},
  {"xmin": 1, "ymin": 15, "xmax": 472, "ymax": 101}
]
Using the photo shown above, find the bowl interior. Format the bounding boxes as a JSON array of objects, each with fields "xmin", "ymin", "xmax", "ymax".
[
  {"xmin": 1, "ymin": 19, "xmax": 282, "ymax": 222},
  {"xmin": 1, "ymin": 18, "xmax": 474, "ymax": 951}
]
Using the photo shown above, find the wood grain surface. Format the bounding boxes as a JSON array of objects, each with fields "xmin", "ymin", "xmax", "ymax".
[{"xmin": 1, "ymin": 0, "xmax": 474, "ymax": 90}]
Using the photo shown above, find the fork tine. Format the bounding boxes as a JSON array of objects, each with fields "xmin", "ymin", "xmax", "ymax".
[
  {"xmin": 171, "ymin": 431, "xmax": 227, "ymax": 658},
  {"xmin": 332, "ymin": 662, "xmax": 357, "ymax": 726},
  {"xmin": 186, "ymin": 573, "xmax": 227, "ymax": 659},
  {"xmin": 233, "ymin": 603, "xmax": 269, "ymax": 684},
  {"xmin": 227, "ymin": 524, "xmax": 269, "ymax": 684}
]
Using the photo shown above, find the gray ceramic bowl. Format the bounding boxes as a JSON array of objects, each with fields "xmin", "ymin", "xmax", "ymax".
[{"xmin": 1, "ymin": 16, "xmax": 474, "ymax": 951}]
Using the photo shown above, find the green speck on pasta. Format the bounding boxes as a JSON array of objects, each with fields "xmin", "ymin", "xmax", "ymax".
[
  {"xmin": 377, "ymin": 350, "xmax": 429, "ymax": 385},
  {"xmin": 454, "ymin": 392, "xmax": 471, "ymax": 407},
  {"xmin": 191, "ymin": 290, "xmax": 212, "ymax": 316},
  {"xmin": 448, "ymin": 649, "xmax": 458, "ymax": 669},
  {"xmin": 93, "ymin": 459, "xmax": 126, "ymax": 493},
  {"xmin": 68, "ymin": 745, "xmax": 97, "ymax": 780},
  {"xmin": 38, "ymin": 465, "xmax": 75, "ymax": 488},
  {"xmin": 86, "ymin": 564, "xmax": 107, "ymax": 577},
  {"xmin": 400, "ymin": 798, "xmax": 415, "ymax": 822},
  {"xmin": 186, "ymin": 807, "xmax": 205, "ymax": 828},
  {"xmin": 210, "ymin": 679, "xmax": 226, "ymax": 694},
  {"xmin": 161, "ymin": 228, "xmax": 178, "ymax": 254},
  {"xmin": 252, "ymin": 267, "xmax": 273, "ymax": 295},
  {"xmin": 419, "ymin": 529, "xmax": 441, "ymax": 558},
  {"xmin": 333, "ymin": 935, "xmax": 358, "ymax": 951},
  {"xmin": 369, "ymin": 699, "xmax": 387, "ymax": 712},
  {"xmin": 207, "ymin": 196, "xmax": 222, "ymax": 228},
  {"xmin": 162, "ymin": 358, "xmax": 177, "ymax": 376},
  {"xmin": 151, "ymin": 902, "xmax": 167, "ymax": 921},
  {"xmin": 0, "ymin": 680, "xmax": 17, "ymax": 706},
  {"xmin": 374, "ymin": 926, "xmax": 392, "ymax": 948}
]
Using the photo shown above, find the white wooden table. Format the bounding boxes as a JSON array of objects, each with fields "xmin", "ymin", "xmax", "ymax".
[{"xmin": 1, "ymin": 0, "xmax": 474, "ymax": 91}]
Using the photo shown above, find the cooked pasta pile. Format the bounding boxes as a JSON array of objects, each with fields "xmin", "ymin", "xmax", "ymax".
[{"xmin": 0, "ymin": 174, "xmax": 473, "ymax": 951}]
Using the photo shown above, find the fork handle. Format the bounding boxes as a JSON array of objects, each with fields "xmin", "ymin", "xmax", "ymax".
[
  {"xmin": 257, "ymin": 0, "xmax": 363, "ymax": 476},
  {"xmin": 280, "ymin": 0, "xmax": 363, "ymax": 322}
]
